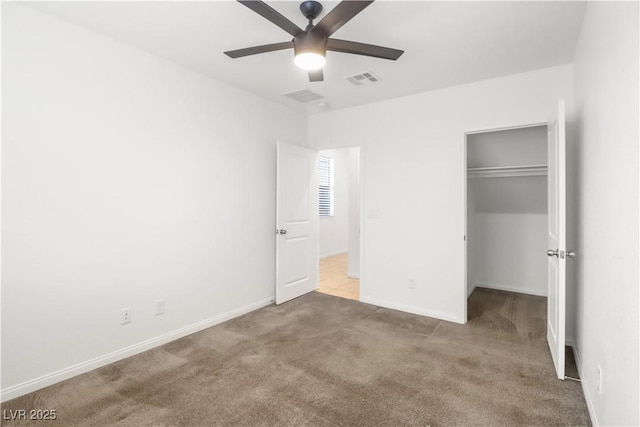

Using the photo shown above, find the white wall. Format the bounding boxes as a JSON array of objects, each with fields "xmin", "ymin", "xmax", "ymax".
[
  {"xmin": 467, "ymin": 126, "xmax": 547, "ymax": 168},
  {"xmin": 309, "ymin": 65, "xmax": 574, "ymax": 323},
  {"xmin": 1, "ymin": 3, "xmax": 307, "ymax": 398},
  {"xmin": 468, "ymin": 178, "xmax": 547, "ymax": 296},
  {"xmin": 467, "ymin": 127, "xmax": 548, "ymax": 297},
  {"xmin": 318, "ymin": 149, "xmax": 349, "ymax": 258},
  {"xmin": 572, "ymin": 2, "xmax": 639, "ymax": 425}
]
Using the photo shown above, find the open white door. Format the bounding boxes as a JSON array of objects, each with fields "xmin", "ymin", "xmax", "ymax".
[
  {"xmin": 275, "ymin": 142, "xmax": 319, "ymax": 304},
  {"xmin": 546, "ymin": 99, "xmax": 567, "ymax": 379}
]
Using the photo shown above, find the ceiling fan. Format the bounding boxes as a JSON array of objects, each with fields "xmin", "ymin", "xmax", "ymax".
[{"xmin": 224, "ymin": 0, "xmax": 404, "ymax": 82}]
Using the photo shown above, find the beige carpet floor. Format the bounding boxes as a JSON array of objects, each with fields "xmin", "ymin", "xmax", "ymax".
[{"xmin": 1, "ymin": 289, "xmax": 590, "ymax": 426}]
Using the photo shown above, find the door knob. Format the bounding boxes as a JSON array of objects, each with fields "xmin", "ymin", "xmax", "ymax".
[
  {"xmin": 279, "ymin": 229, "xmax": 287, "ymax": 235},
  {"xmin": 547, "ymin": 249, "xmax": 559, "ymax": 257},
  {"xmin": 567, "ymin": 251, "xmax": 576, "ymax": 258}
]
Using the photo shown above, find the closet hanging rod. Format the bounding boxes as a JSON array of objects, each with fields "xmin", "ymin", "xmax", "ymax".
[{"xmin": 467, "ymin": 164, "xmax": 547, "ymax": 178}]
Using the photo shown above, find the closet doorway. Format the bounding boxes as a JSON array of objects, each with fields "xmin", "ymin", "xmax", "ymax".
[
  {"xmin": 466, "ymin": 125, "xmax": 548, "ymax": 300},
  {"xmin": 316, "ymin": 147, "xmax": 361, "ymax": 301}
]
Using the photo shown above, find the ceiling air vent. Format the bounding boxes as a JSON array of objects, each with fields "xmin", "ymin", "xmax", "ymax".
[
  {"xmin": 346, "ymin": 71, "xmax": 381, "ymax": 86},
  {"xmin": 283, "ymin": 89, "xmax": 324, "ymax": 103}
]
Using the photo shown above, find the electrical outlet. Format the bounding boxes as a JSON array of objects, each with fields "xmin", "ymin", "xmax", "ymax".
[
  {"xmin": 408, "ymin": 278, "xmax": 416, "ymax": 289},
  {"xmin": 155, "ymin": 299, "xmax": 165, "ymax": 316},
  {"xmin": 121, "ymin": 308, "xmax": 132, "ymax": 325},
  {"xmin": 596, "ymin": 365, "xmax": 602, "ymax": 394}
]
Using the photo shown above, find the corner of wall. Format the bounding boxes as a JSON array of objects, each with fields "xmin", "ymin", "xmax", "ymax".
[{"xmin": 569, "ymin": 343, "xmax": 599, "ymax": 426}]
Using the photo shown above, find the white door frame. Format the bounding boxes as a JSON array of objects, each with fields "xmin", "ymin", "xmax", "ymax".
[{"xmin": 462, "ymin": 121, "xmax": 547, "ymax": 323}]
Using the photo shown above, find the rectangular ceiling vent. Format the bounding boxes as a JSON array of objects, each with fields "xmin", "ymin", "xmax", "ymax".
[
  {"xmin": 283, "ymin": 89, "xmax": 324, "ymax": 103},
  {"xmin": 346, "ymin": 71, "xmax": 381, "ymax": 86}
]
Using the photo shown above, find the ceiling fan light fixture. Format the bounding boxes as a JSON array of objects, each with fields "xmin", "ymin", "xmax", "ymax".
[
  {"xmin": 293, "ymin": 29, "xmax": 326, "ymax": 71},
  {"xmin": 294, "ymin": 51, "xmax": 326, "ymax": 70}
]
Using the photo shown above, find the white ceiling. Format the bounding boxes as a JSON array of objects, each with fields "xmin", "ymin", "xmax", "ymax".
[{"xmin": 26, "ymin": 1, "xmax": 586, "ymax": 115}]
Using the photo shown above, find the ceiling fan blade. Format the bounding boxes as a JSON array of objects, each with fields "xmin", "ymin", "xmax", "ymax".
[
  {"xmin": 238, "ymin": 0, "xmax": 304, "ymax": 37},
  {"xmin": 224, "ymin": 41, "xmax": 294, "ymax": 58},
  {"xmin": 313, "ymin": 1, "xmax": 373, "ymax": 37},
  {"xmin": 327, "ymin": 38, "xmax": 404, "ymax": 60},
  {"xmin": 308, "ymin": 69, "xmax": 324, "ymax": 82}
]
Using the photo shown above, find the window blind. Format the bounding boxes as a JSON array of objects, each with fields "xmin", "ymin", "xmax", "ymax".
[{"xmin": 318, "ymin": 156, "xmax": 334, "ymax": 216}]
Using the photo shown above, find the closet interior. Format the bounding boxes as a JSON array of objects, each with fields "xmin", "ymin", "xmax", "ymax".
[{"xmin": 466, "ymin": 125, "xmax": 548, "ymax": 298}]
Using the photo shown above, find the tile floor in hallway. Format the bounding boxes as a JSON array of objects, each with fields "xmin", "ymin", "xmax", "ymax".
[{"xmin": 318, "ymin": 252, "xmax": 359, "ymax": 301}]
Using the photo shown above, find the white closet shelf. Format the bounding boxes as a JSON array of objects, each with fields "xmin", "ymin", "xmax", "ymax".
[{"xmin": 467, "ymin": 164, "xmax": 547, "ymax": 178}]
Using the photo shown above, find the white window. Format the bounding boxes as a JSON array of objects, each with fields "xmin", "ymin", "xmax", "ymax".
[{"xmin": 318, "ymin": 156, "xmax": 334, "ymax": 217}]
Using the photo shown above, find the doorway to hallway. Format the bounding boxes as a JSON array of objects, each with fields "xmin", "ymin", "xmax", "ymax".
[
  {"xmin": 316, "ymin": 146, "xmax": 361, "ymax": 301},
  {"xmin": 318, "ymin": 253, "xmax": 359, "ymax": 300}
]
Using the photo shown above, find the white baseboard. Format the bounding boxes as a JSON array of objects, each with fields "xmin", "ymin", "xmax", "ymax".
[
  {"xmin": 319, "ymin": 250, "xmax": 348, "ymax": 259},
  {"xmin": 347, "ymin": 269, "xmax": 360, "ymax": 279},
  {"xmin": 0, "ymin": 296, "xmax": 274, "ymax": 403},
  {"xmin": 473, "ymin": 281, "xmax": 547, "ymax": 297},
  {"xmin": 569, "ymin": 343, "xmax": 598, "ymax": 426},
  {"xmin": 360, "ymin": 296, "xmax": 463, "ymax": 324}
]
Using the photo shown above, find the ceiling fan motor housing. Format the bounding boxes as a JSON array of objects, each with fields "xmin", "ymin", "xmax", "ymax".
[
  {"xmin": 296, "ymin": 0, "xmax": 326, "ymax": 58},
  {"xmin": 294, "ymin": 31, "xmax": 327, "ymax": 58}
]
